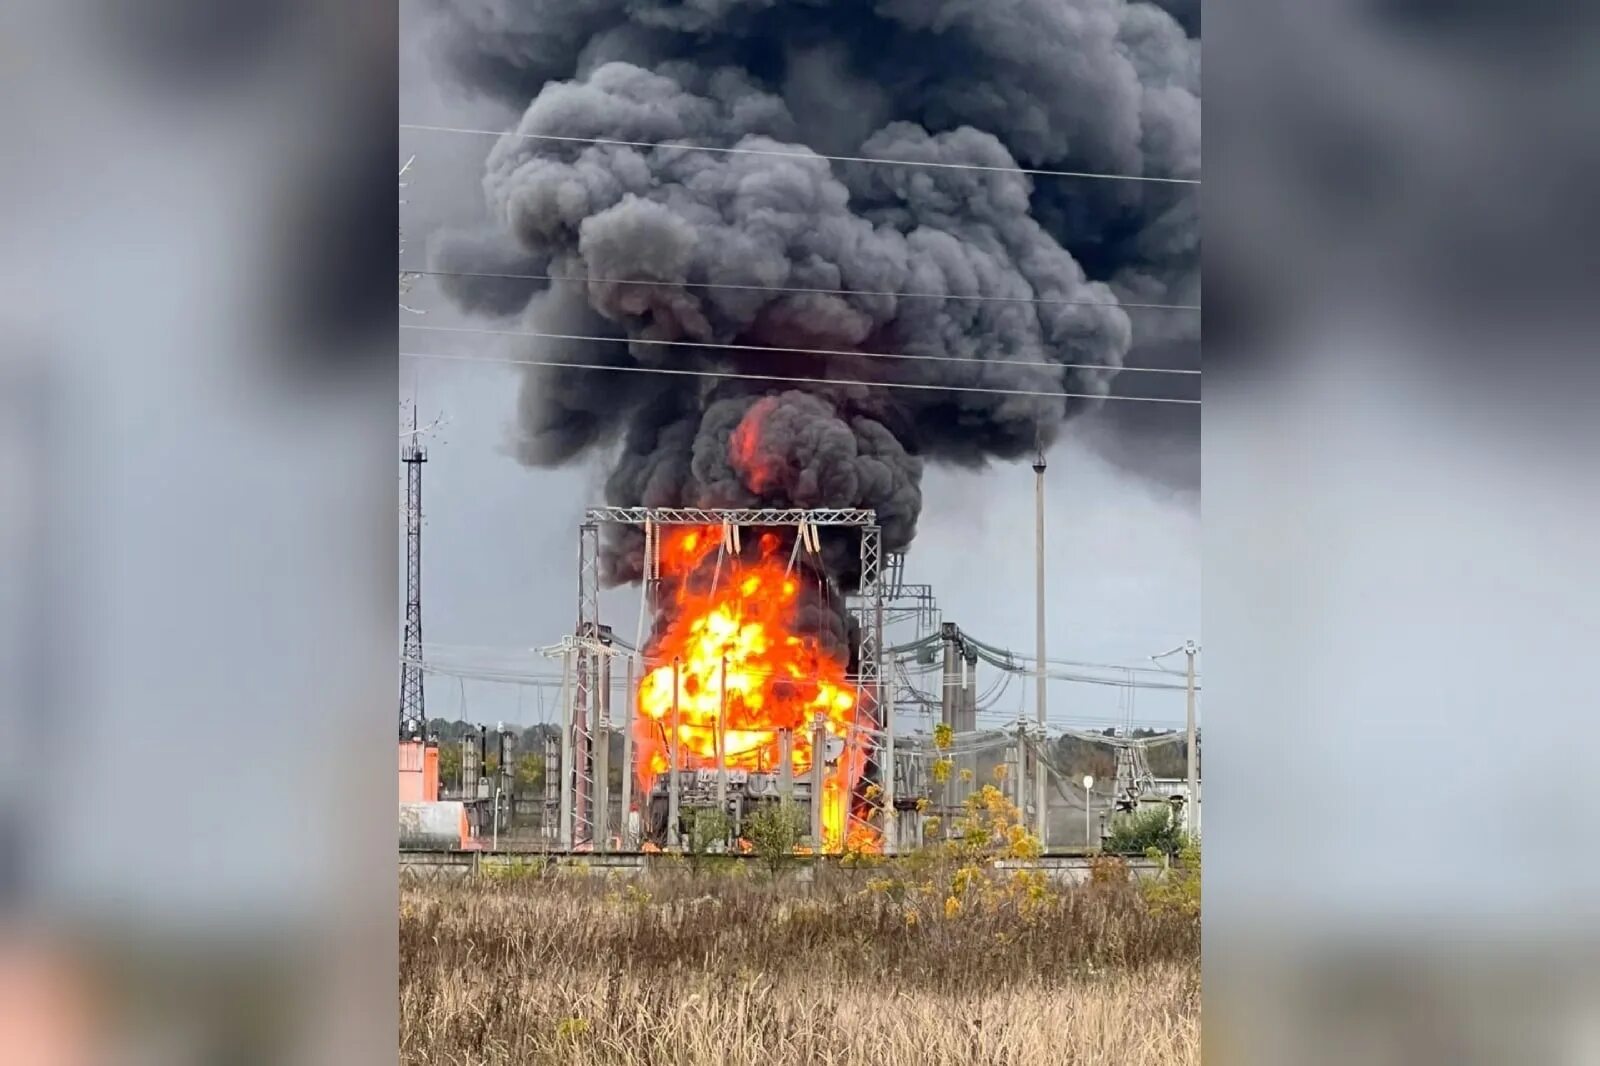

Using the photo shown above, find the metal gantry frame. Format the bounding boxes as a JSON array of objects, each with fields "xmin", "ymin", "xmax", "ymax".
[
  {"xmin": 565, "ymin": 507, "xmax": 885, "ymax": 854},
  {"xmin": 570, "ymin": 521, "xmax": 607, "ymax": 849},
  {"xmin": 884, "ymin": 582, "xmax": 939, "ymax": 636},
  {"xmin": 541, "ymin": 627, "xmax": 620, "ymax": 850},
  {"xmin": 585, "ymin": 506, "xmax": 879, "ymax": 526}
]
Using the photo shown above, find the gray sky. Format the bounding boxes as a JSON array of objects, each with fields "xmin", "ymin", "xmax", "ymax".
[{"xmin": 398, "ymin": 1, "xmax": 1199, "ymax": 733}]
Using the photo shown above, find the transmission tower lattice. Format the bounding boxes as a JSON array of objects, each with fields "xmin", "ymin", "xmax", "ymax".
[{"xmin": 399, "ymin": 407, "xmax": 427, "ymax": 740}]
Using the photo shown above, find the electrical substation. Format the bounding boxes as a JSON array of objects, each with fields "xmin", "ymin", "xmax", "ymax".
[{"xmin": 397, "ymin": 426, "xmax": 1199, "ymax": 857}]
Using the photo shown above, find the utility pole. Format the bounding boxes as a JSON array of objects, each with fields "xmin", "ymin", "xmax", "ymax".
[
  {"xmin": 1032, "ymin": 446, "xmax": 1049, "ymax": 843},
  {"xmin": 496, "ymin": 725, "xmax": 513, "ymax": 845},
  {"xmin": 668, "ymin": 657, "xmax": 681, "ymax": 849},
  {"xmin": 558, "ymin": 650, "xmax": 574, "ymax": 850},
  {"xmin": 619, "ymin": 656, "xmax": 634, "ymax": 850},
  {"xmin": 810, "ymin": 713, "xmax": 826, "ymax": 849},
  {"xmin": 716, "ymin": 655, "xmax": 729, "ymax": 830},
  {"xmin": 1184, "ymin": 640, "xmax": 1198, "ymax": 837},
  {"xmin": 1012, "ymin": 720, "xmax": 1027, "ymax": 814},
  {"xmin": 960, "ymin": 648, "xmax": 978, "ymax": 806},
  {"xmin": 593, "ymin": 646, "xmax": 611, "ymax": 851},
  {"xmin": 882, "ymin": 667, "xmax": 897, "ymax": 854},
  {"xmin": 778, "ymin": 727, "xmax": 794, "ymax": 801}
]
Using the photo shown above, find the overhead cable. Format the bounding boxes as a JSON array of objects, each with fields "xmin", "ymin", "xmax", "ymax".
[
  {"xmin": 400, "ymin": 349, "xmax": 1200, "ymax": 406},
  {"xmin": 403, "ymin": 266, "xmax": 1201, "ymax": 314},
  {"xmin": 399, "ymin": 122, "xmax": 1201, "ymax": 186},
  {"xmin": 401, "ymin": 321, "xmax": 1201, "ymax": 378}
]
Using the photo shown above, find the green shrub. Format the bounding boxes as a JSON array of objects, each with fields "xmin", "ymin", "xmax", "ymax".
[
  {"xmin": 1101, "ymin": 805, "xmax": 1188, "ymax": 857},
  {"xmin": 1141, "ymin": 840, "xmax": 1201, "ymax": 919},
  {"xmin": 680, "ymin": 808, "xmax": 733, "ymax": 876},
  {"xmin": 742, "ymin": 801, "xmax": 808, "ymax": 876}
]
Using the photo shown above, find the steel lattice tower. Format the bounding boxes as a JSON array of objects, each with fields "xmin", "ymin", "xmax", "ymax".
[{"xmin": 399, "ymin": 408, "xmax": 427, "ymax": 740}]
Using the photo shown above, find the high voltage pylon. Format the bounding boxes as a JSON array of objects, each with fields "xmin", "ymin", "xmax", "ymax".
[{"xmin": 399, "ymin": 405, "xmax": 427, "ymax": 740}]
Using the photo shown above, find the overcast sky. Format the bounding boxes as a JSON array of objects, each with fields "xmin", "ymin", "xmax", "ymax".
[{"xmin": 398, "ymin": 1, "xmax": 1199, "ymax": 734}]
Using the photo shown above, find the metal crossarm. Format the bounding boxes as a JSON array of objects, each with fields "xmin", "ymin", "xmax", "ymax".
[{"xmin": 585, "ymin": 506, "xmax": 876, "ymax": 526}]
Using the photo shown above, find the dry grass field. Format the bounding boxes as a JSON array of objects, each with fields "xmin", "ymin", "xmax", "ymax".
[{"xmin": 400, "ymin": 853, "xmax": 1199, "ymax": 1066}]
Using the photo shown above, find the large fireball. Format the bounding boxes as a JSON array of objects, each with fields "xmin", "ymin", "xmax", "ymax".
[{"xmin": 635, "ymin": 526, "xmax": 872, "ymax": 851}]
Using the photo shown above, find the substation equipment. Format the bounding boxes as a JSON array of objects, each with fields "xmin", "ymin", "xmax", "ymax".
[
  {"xmin": 883, "ymin": 622, "xmax": 1052, "ymax": 850},
  {"xmin": 450, "ymin": 723, "xmax": 517, "ymax": 840},
  {"xmin": 538, "ymin": 506, "xmax": 1062, "ymax": 855}
]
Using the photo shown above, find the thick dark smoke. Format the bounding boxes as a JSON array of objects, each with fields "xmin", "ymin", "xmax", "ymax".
[
  {"xmin": 426, "ymin": 226, "xmax": 545, "ymax": 316},
  {"xmin": 420, "ymin": 0, "xmax": 1200, "ymax": 577}
]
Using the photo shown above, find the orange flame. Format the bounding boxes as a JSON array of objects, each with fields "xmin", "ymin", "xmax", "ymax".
[
  {"xmin": 636, "ymin": 525, "xmax": 873, "ymax": 851},
  {"xmin": 729, "ymin": 396, "xmax": 783, "ymax": 494}
]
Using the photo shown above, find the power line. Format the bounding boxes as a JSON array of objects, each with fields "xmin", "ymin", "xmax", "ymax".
[
  {"xmin": 1045, "ymin": 670, "xmax": 1196, "ymax": 692},
  {"xmin": 922, "ymin": 643, "xmax": 1201, "ymax": 679},
  {"xmin": 1049, "ymin": 657, "xmax": 1199, "ymax": 678},
  {"xmin": 399, "ymin": 349, "xmax": 1202, "ymax": 406},
  {"xmin": 416, "ymin": 646, "xmax": 1199, "ymax": 692},
  {"xmin": 966, "ymin": 651, "xmax": 1202, "ymax": 690},
  {"xmin": 398, "ymin": 123, "xmax": 1201, "ymax": 187},
  {"xmin": 892, "ymin": 670, "xmax": 1189, "ymax": 694},
  {"xmin": 401, "ymin": 322, "xmax": 1200, "ymax": 379},
  {"xmin": 409, "ymin": 656, "xmax": 1189, "ymax": 727},
  {"xmin": 976, "ymin": 712, "xmax": 1187, "ymax": 730},
  {"xmin": 403, "ymin": 266, "xmax": 1201, "ymax": 314},
  {"xmin": 409, "ymin": 661, "xmax": 569, "ymax": 687},
  {"xmin": 417, "ymin": 641, "xmax": 553, "ymax": 656}
]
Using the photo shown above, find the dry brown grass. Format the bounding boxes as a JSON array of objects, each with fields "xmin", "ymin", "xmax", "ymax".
[{"xmin": 401, "ymin": 865, "xmax": 1198, "ymax": 1066}]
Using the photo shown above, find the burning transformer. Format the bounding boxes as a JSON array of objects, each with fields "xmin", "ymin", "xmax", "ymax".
[
  {"xmin": 638, "ymin": 725, "xmax": 862, "ymax": 850},
  {"xmin": 629, "ymin": 521, "xmax": 879, "ymax": 853}
]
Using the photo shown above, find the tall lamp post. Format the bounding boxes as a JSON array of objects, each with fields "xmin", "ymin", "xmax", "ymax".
[
  {"xmin": 1184, "ymin": 641, "xmax": 1198, "ymax": 836},
  {"xmin": 1033, "ymin": 448, "xmax": 1049, "ymax": 842},
  {"xmin": 1082, "ymin": 775, "xmax": 1095, "ymax": 850}
]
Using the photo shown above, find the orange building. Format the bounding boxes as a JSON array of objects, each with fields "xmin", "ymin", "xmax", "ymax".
[{"xmin": 398, "ymin": 739, "xmax": 439, "ymax": 803}]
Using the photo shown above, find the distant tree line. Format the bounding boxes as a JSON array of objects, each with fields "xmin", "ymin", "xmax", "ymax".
[
  {"xmin": 423, "ymin": 719, "xmax": 626, "ymax": 797},
  {"xmin": 1046, "ymin": 728, "xmax": 1199, "ymax": 785}
]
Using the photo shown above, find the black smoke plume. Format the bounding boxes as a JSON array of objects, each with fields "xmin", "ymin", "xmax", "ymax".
[{"xmin": 418, "ymin": 0, "xmax": 1200, "ymax": 579}]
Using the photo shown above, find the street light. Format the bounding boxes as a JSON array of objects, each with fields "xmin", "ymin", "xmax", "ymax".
[{"xmin": 1082, "ymin": 775, "xmax": 1095, "ymax": 850}]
